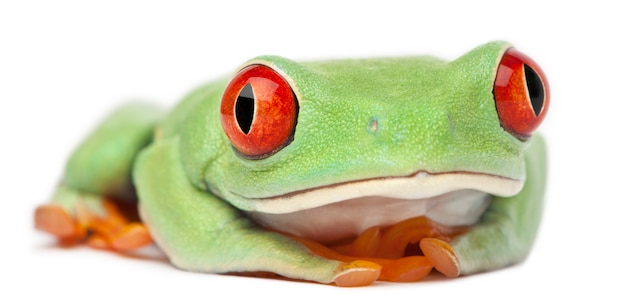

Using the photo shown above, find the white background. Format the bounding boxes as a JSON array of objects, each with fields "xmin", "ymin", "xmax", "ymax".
[{"xmin": 2, "ymin": 0, "xmax": 624, "ymax": 304}]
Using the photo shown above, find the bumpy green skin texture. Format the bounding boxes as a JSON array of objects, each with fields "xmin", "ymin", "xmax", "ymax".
[
  {"xmin": 54, "ymin": 41, "xmax": 546, "ymax": 282},
  {"xmin": 453, "ymin": 134, "xmax": 546, "ymax": 274},
  {"xmin": 55, "ymin": 103, "xmax": 163, "ymax": 216},
  {"xmin": 64, "ymin": 104, "xmax": 163, "ymax": 196},
  {"xmin": 134, "ymin": 137, "xmax": 342, "ymax": 283},
  {"xmin": 170, "ymin": 42, "xmax": 528, "ymax": 211}
]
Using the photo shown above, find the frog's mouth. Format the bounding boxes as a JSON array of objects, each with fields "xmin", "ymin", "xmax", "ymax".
[{"xmin": 244, "ymin": 171, "xmax": 523, "ymax": 243}]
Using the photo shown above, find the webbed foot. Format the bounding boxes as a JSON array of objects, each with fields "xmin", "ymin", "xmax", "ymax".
[
  {"xmin": 287, "ymin": 233, "xmax": 433, "ymax": 284},
  {"xmin": 35, "ymin": 197, "xmax": 152, "ymax": 251},
  {"xmin": 285, "ymin": 216, "xmax": 466, "ymax": 284}
]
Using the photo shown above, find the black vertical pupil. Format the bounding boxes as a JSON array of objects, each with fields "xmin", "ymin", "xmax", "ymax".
[
  {"xmin": 236, "ymin": 83, "xmax": 255, "ymax": 134},
  {"xmin": 524, "ymin": 64, "xmax": 544, "ymax": 117}
]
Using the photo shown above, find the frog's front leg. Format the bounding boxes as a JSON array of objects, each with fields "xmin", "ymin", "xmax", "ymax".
[
  {"xmin": 421, "ymin": 135, "xmax": 547, "ymax": 276},
  {"xmin": 133, "ymin": 138, "xmax": 381, "ymax": 287}
]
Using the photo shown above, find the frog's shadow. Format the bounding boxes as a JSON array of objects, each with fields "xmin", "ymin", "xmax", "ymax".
[
  {"xmin": 37, "ymin": 240, "xmax": 170, "ymax": 264},
  {"xmin": 224, "ymin": 266, "xmax": 461, "ymax": 287},
  {"xmin": 37, "ymin": 240, "xmax": 468, "ymax": 286}
]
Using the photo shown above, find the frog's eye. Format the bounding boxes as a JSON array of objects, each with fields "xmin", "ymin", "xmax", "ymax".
[
  {"xmin": 220, "ymin": 64, "xmax": 298, "ymax": 158},
  {"xmin": 494, "ymin": 48, "xmax": 550, "ymax": 139}
]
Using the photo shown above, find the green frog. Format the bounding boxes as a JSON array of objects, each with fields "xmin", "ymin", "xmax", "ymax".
[{"xmin": 35, "ymin": 41, "xmax": 549, "ymax": 286}]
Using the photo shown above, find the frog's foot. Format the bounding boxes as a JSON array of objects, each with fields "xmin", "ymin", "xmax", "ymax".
[
  {"xmin": 288, "ymin": 234, "xmax": 432, "ymax": 284},
  {"xmin": 373, "ymin": 217, "xmax": 462, "ymax": 278},
  {"xmin": 35, "ymin": 199, "xmax": 152, "ymax": 251},
  {"xmin": 288, "ymin": 216, "xmax": 466, "ymax": 284}
]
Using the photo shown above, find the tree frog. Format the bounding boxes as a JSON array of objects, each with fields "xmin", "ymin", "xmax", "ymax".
[{"xmin": 35, "ymin": 41, "xmax": 549, "ymax": 287}]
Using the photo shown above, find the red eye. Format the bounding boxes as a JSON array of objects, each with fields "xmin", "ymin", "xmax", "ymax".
[
  {"xmin": 220, "ymin": 64, "xmax": 298, "ymax": 158},
  {"xmin": 494, "ymin": 49, "xmax": 550, "ymax": 138}
]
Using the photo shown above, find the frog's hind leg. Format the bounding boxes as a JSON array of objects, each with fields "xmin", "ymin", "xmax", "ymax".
[{"xmin": 35, "ymin": 103, "xmax": 164, "ymax": 251}]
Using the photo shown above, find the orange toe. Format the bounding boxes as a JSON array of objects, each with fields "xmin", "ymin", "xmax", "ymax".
[
  {"xmin": 34, "ymin": 205, "xmax": 82, "ymax": 239},
  {"xmin": 420, "ymin": 238, "xmax": 460, "ymax": 278},
  {"xmin": 110, "ymin": 223, "xmax": 153, "ymax": 251},
  {"xmin": 36, "ymin": 200, "xmax": 152, "ymax": 252},
  {"xmin": 333, "ymin": 260, "xmax": 381, "ymax": 287}
]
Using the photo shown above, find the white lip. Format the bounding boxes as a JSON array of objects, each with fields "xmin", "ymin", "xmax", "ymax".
[{"xmin": 241, "ymin": 171, "xmax": 524, "ymax": 214}]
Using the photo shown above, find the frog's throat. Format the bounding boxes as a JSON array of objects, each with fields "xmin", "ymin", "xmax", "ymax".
[{"xmin": 241, "ymin": 171, "xmax": 523, "ymax": 214}]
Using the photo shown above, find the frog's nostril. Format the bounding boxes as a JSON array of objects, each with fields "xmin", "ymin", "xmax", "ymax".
[{"xmin": 367, "ymin": 117, "xmax": 379, "ymax": 134}]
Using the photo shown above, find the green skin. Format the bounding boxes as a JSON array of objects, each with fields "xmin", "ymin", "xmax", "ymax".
[{"xmin": 53, "ymin": 41, "xmax": 546, "ymax": 284}]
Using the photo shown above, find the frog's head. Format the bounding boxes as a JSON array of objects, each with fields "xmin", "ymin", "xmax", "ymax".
[{"xmin": 199, "ymin": 41, "xmax": 549, "ymax": 241}]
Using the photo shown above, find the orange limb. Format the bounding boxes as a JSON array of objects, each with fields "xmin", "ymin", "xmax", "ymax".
[
  {"xmin": 349, "ymin": 226, "xmax": 381, "ymax": 257},
  {"xmin": 34, "ymin": 199, "xmax": 152, "ymax": 251},
  {"xmin": 376, "ymin": 216, "xmax": 469, "ymax": 258},
  {"xmin": 289, "ymin": 234, "xmax": 433, "ymax": 283},
  {"xmin": 379, "ymin": 256, "xmax": 433, "ymax": 282},
  {"xmin": 281, "ymin": 216, "xmax": 468, "ymax": 283},
  {"xmin": 376, "ymin": 216, "xmax": 436, "ymax": 258},
  {"xmin": 329, "ymin": 216, "xmax": 467, "ymax": 258}
]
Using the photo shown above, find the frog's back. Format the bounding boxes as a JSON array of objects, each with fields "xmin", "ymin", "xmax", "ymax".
[{"xmin": 158, "ymin": 78, "xmax": 230, "ymax": 140}]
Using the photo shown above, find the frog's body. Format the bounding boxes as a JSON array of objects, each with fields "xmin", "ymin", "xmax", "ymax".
[{"xmin": 35, "ymin": 41, "xmax": 549, "ymax": 286}]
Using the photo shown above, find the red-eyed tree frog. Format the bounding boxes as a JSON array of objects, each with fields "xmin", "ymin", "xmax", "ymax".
[{"xmin": 35, "ymin": 41, "xmax": 549, "ymax": 287}]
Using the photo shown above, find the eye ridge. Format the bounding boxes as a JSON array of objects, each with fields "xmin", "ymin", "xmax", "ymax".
[
  {"xmin": 523, "ymin": 64, "xmax": 544, "ymax": 117},
  {"xmin": 235, "ymin": 83, "xmax": 255, "ymax": 134}
]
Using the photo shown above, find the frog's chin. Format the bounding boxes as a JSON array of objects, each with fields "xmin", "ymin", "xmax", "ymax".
[
  {"xmin": 248, "ymin": 189, "xmax": 491, "ymax": 243},
  {"xmin": 245, "ymin": 171, "xmax": 523, "ymax": 214},
  {"xmin": 243, "ymin": 171, "xmax": 523, "ymax": 243}
]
